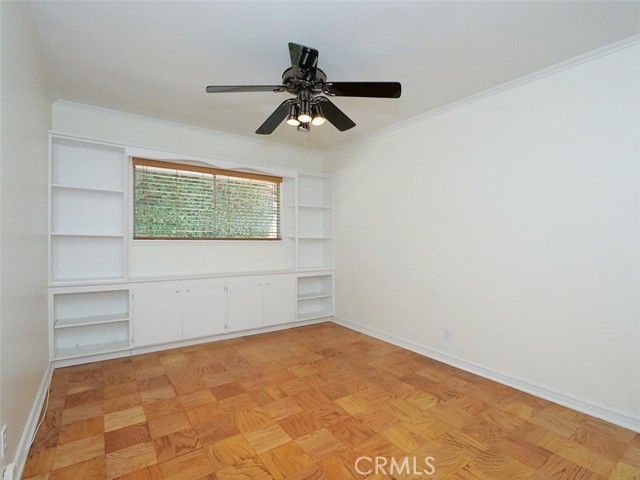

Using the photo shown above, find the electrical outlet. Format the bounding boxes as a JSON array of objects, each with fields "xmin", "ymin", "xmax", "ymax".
[
  {"xmin": 444, "ymin": 327, "xmax": 453, "ymax": 341},
  {"xmin": 0, "ymin": 424, "xmax": 7, "ymax": 459},
  {"xmin": 3, "ymin": 462, "xmax": 14, "ymax": 480}
]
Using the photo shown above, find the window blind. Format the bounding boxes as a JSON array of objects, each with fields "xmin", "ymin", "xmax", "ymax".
[{"xmin": 133, "ymin": 159, "xmax": 282, "ymax": 240}]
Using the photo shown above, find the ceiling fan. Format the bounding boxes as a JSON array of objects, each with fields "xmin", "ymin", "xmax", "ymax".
[{"xmin": 206, "ymin": 42, "xmax": 402, "ymax": 135}]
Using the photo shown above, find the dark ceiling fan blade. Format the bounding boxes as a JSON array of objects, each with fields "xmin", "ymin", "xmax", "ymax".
[
  {"xmin": 255, "ymin": 99, "xmax": 294, "ymax": 135},
  {"xmin": 323, "ymin": 82, "xmax": 402, "ymax": 98},
  {"xmin": 316, "ymin": 97, "xmax": 356, "ymax": 132},
  {"xmin": 288, "ymin": 42, "xmax": 318, "ymax": 78},
  {"xmin": 206, "ymin": 85, "xmax": 283, "ymax": 93}
]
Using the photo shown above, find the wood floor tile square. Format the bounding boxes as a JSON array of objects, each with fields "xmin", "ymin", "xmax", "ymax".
[
  {"xmin": 138, "ymin": 375, "xmax": 171, "ymax": 392},
  {"xmin": 234, "ymin": 407, "xmax": 276, "ymax": 433},
  {"xmin": 60, "ymin": 401, "xmax": 104, "ymax": 426},
  {"xmin": 493, "ymin": 433, "xmax": 553, "ymax": 469},
  {"xmin": 140, "ymin": 385, "xmax": 177, "ymax": 405},
  {"xmin": 113, "ymin": 464, "xmax": 163, "ymax": 480},
  {"xmin": 296, "ymin": 429, "xmax": 345, "ymax": 460},
  {"xmin": 259, "ymin": 441, "xmax": 314, "ymax": 479},
  {"xmin": 283, "ymin": 464, "xmax": 327, "ymax": 480},
  {"xmin": 152, "ymin": 427, "xmax": 201, "ymax": 463},
  {"xmin": 49, "ymin": 456, "xmax": 105, "ymax": 480},
  {"xmin": 148, "ymin": 411, "xmax": 192, "ymax": 439},
  {"xmin": 557, "ymin": 440, "xmax": 617, "ymax": 477},
  {"xmin": 64, "ymin": 388, "xmax": 104, "ymax": 409},
  {"xmin": 52, "ymin": 434, "xmax": 105, "ymax": 470},
  {"xmin": 380, "ymin": 423, "xmax": 424, "ymax": 453},
  {"xmin": 334, "ymin": 395, "xmax": 372, "ymax": 416},
  {"xmin": 143, "ymin": 397, "xmax": 184, "ymax": 420},
  {"xmin": 172, "ymin": 379, "xmax": 208, "ymax": 396},
  {"xmin": 310, "ymin": 402, "xmax": 351, "ymax": 428},
  {"xmin": 193, "ymin": 416, "xmax": 241, "ymax": 445},
  {"xmin": 23, "ymin": 447, "xmax": 56, "ymax": 478},
  {"xmin": 608, "ymin": 461, "xmax": 640, "ymax": 480},
  {"xmin": 178, "ymin": 389, "xmax": 217, "ymax": 410},
  {"xmin": 210, "ymin": 381, "xmax": 246, "ymax": 400},
  {"xmin": 186, "ymin": 403, "xmax": 226, "ymax": 426},
  {"xmin": 57, "ymin": 416, "xmax": 104, "ymax": 445},
  {"xmin": 244, "ymin": 423, "xmax": 293, "ymax": 454},
  {"xmin": 104, "ymin": 382, "xmax": 138, "ymax": 400},
  {"xmin": 158, "ymin": 449, "xmax": 214, "ymax": 480},
  {"xmin": 278, "ymin": 411, "xmax": 321, "ymax": 439},
  {"xmin": 218, "ymin": 392, "xmax": 261, "ymax": 414},
  {"xmin": 328, "ymin": 417, "xmax": 375, "ymax": 449},
  {"xmin": 356, "ymin": 408, "xmax": 398, "ymax": 434},
  {"xmin": 570, "ymin": 425, "xmax": 629, "ymax": 460},
  {"xmin": 105, "ymin": 441, "xmax": 158, "ymax": 480},
  {"xmin": 538, "ymin": 454, "xmax": 606, "ymax": 480},
  {"xmin": 264, "ymin": 397, "xmax": 305, "ymax": 421},
  {"xmin": 215, "ymin": 457, "xmax": 274, "ymax": 480},
  {"xmin": 204, "ymin": 433, "xmax": 256, "ymax": 470},
  {"xmin": 105, "ymin": 422, "xmax": 151, "ymax": 454},
  {"xmin": 104, "ymin": 406, "xmax": 147, "ymax": 432},
  {"xmin": 104, "ymin": 392, "xmax": 143, "ymax": 414}
]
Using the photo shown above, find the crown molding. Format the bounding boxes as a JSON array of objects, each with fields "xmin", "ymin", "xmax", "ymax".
[
  {"xmin": 51, "ymin": 100, "xmax": 314, "ymax": 156},
  {"xmin": 323, "ymin": 33, "xmax": 640, "ymax": 154}
]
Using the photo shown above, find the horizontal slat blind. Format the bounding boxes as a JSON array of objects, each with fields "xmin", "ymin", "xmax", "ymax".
[{"xmin": 133, "ymin": 159, "xmax": 281, "ymax": 240}]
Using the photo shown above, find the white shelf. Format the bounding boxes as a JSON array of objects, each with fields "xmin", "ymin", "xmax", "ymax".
[
  {"xmin": 298, "ymin": 204, "xmax": 331, "ymax": 209},
  {"xmin": 51, "ymin": 233, "xmax": 124, "ymax": 238},
  {"xmin": 297, "ymin": 311, "xmax": 332, "ymax": 321},
  {"xmin": 55, "ymin": 340, "xmax": 130, "ymax": 360},
  {"xmin": 54, "ymin": 314, "xmax": 129, "ymax": 329},
  {"xmin": 51, "ymin": 184, "xmax": 124, "ymax": 194},
  {"xmin": 297, "ymin": 292, "xmax": 331, "ymax": 300}
]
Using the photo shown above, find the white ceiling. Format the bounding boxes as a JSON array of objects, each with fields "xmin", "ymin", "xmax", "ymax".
[{"xmin": 29, "ymin": 1, "xmax": 640, "ymax": 150}]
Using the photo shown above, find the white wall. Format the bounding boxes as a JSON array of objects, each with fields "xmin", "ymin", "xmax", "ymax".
[
  {"xmin": 327, "ymin": 44, "xmax": 640, "ymax": 426},
  {"xmin": 52, "ymin": 102, "xmax": 323, "ymax": 172},
  {"xmin": 0, "ymin": 1, "xmax": 53, "ymax": 469},
  {"xmin": 53, "ymin": 103, "xmax": 322, "ymax": 277}
]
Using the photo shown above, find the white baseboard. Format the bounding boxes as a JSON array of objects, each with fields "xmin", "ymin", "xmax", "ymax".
[
  {"xmin": 333, "ymin": 316, "xmax": 640, "ymax": 433},
  {"xmin": 13, "ymin": 363, "xmax": 54, "ymax": 480}
]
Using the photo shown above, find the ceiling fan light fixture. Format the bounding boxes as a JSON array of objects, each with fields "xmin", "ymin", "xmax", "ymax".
[
  {"xmin": 311, "ymin": 103, "xmax": 325, "ymax": 126},
  {"xmin": 297, "ymin": 122, "xmax": 310, "ymax": 133},
  {"xmin": 286, "ymin": 103, "xmax": 300, "ymax": 126},
  {"xmin": 298, "ymin": 98, "xmax": 312, "ymax": 123}
]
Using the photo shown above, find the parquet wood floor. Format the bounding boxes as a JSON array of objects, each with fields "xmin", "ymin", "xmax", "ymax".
[{"xmin": 23, "ymin": 323, "xmax": 639, "ymax": 479}]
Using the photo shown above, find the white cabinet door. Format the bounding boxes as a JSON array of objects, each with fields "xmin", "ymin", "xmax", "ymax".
[
  {"xmin": 227, "ymin": 276, "xmax": 263, "ymax": 332},
  {"xmin": 182, "ymin": 279, "xmax": 226, "ymax": 339},
  {"xmin": 263, "ymin": 275, "xmax": 297, "ymax": 327},
  {"xmin": 133, "ymin": 284, "xmax": 182, "ymax": 347}
]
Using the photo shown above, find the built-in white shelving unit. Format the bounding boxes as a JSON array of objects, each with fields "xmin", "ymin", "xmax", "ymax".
[
  {"xmin": 50, "ymin": 138, "xmax": 126, "ymax": 283},
  {"xmin": 48, "ymin": 134, "xmax": 334, "ymax": 366},
  {"xmin": 51, "ymin": 288, "xmax": 130, "ymax": 360},
  {"xmin": 296, "ymin": 273, "xmax": 334, "ymax": 321},
  {"xmin": 296, "ymin": 173, "xmax": 333, "ymax": 271}
]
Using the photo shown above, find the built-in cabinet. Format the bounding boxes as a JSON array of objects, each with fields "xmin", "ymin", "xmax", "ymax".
[
  {"xmin": 48, "ymin": 135, "xmax": 334, "ymax": 366},
  {"xmin": 227, "ymin": 274, "xmax": 297, "ymax": 331},
  {"xmin": 132, "ymin": 279, "xmax": 226, "ymax": 347}
]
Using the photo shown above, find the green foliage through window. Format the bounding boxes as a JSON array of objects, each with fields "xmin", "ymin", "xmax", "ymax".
[{"xmin": 134, "ymin": 160, "xmax": 281, "ymax": 240}]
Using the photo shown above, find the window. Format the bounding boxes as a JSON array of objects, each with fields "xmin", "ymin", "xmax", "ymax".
[{"xmin": 133, "ymin": 159, "xmax": 282, "ymax": 240}]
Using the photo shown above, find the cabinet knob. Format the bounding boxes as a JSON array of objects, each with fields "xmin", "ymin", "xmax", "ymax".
[
  {"xmin": 186, "ymin": 289, "xmax": 190, "ymax": 292},
  {"xmin": 175, "ymin": 290, "xmax": 180, "ymax": 293}
]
